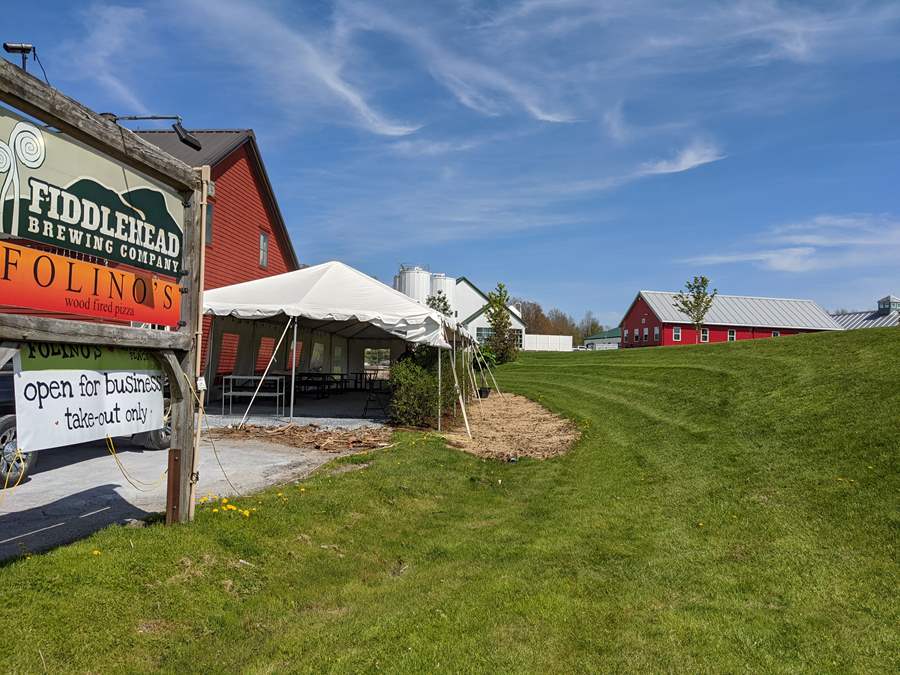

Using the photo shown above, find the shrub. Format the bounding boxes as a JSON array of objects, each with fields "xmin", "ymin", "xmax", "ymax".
[{"xmin": 389, "ymin": 360, "xmax": 438, "ymax": 427}]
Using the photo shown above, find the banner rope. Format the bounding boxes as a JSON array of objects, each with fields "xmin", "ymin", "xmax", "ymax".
[{"xmin": 104, "ymin": 436, "xmax": 167, "ymax": 492}]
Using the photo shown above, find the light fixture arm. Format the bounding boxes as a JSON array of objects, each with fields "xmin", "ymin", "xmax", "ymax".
[{"xmin": 100, "ymin": 114, "xmax": 202, "ymax": 151}]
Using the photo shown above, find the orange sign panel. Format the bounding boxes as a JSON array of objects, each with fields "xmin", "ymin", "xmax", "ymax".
[{"xmin": 0, "ymin": 241, "xmax": 181, "ymax": 327}]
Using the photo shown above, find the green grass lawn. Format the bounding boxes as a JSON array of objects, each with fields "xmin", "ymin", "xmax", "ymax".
[{"xmin": 2, "ymin": 329, "xmax": 898, "ymax": 672}]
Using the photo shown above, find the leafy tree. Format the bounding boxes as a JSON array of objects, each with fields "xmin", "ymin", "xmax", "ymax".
[
  {"xmin": 486, "ymin": 282, "xmax": 518, "ymax": 364},
  {"xmin": 578, "ymin": 311, "xmax": 604, "ymax": 341},
  {"xmin": 673, "ymin": 276, "xmax": 717, "ymax": 343},
  {"xmin": 513, "ymin": 298, "xmax": 553, "ymax": 334},
  {"xmin": 426, "ymin": 290, "xmax": 452, "ymax": 317}
]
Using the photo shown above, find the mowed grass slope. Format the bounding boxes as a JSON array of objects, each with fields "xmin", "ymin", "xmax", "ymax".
[{"xmin": 1, "ymin": 329, "xmax": 898, "ymax": 672}]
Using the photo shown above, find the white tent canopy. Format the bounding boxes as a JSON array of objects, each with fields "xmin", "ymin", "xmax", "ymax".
[
  {"xmin": 204, "ymin": 261, "xmax": 450, "ymax": 348},
  {"xmin": 201, "ymin": 261, "xmax": 482, "ymax": 425}
]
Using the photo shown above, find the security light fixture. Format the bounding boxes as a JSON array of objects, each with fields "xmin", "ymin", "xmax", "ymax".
[
  {"xmin": 4, "ymin": 42, "xmax": 34, "ymax": 70},
  {"xmin": 104, "ymin": 114, "xmax": 203, "ymax": 151}
]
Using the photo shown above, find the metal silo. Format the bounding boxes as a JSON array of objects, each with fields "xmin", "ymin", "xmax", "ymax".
[
  {"xmin": 397, "ymin": 265, "xmax": 431, "ymax": 304},
  {"xmin": 430, "ymin": 273, "xmax": 456, "ymax": 313}
]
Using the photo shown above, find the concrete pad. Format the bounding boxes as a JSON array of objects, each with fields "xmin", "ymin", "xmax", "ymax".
[
  {"xmin": 205, "ymin": 391, "xmax": 388, "ymax": 429},
  {"xmin": 0, "ymin": 434, "xmax": 343, "ymax": 560}
]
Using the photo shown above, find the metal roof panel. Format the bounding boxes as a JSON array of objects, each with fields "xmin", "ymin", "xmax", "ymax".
[{"xmin": 639, "ymin": 291, "xmax": 843, "ymax": 330}]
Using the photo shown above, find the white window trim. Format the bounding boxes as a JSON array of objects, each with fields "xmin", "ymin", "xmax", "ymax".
[
  {"xmin": 727, "ymin": 329, "xmax": 736, "ymax": 342},
  {"xmin": 673, "ymin": 326, "xmax": 681, "ymax": 342},
  {"xmin": 653, "ymin": 326, "xmax": 660, "ymax": 341},
  {"xmin": 772, "ymin": 330, "xmax": 780, "ymax": 337},
  {"xmin": 642, "ymin": 327, "xmax": 648, "ymax": 341},
  {"xmin": 700, "ymin": 327, "xmax": 709, "ymax": 343},
  {"xmin": 259, "ymin": 231, "xmax": 269, "ymax": 268}
]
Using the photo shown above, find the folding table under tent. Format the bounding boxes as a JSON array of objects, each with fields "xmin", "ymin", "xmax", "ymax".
[{"xmin": 202, "ymin": 261, "xmax": 454, "ymax": 421}]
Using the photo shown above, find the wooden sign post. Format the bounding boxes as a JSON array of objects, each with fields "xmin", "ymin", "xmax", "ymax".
[{"xmin": 0, "ymin": 60, "xmax": 204, "ymax": 524}]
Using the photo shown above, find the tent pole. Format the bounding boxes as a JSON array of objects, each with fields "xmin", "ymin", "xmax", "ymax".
[
  {"xmin": 449, "ymin": 344, "xmax": 471, "ymax": 438},
  {"xmin": 468, "ymin": 346, "xmax": 482, "ymax": 409},
  {"xmin": 452, "ymin": 327, "xmax": 457, "ymax": 416},
  {"xmin": 238, "ymin": 318, "xmax": 292, "ymax": 429},
  {"xmin": 475, "ymin": 342, "xmax": 504, "ymax": 398},
  {"xmin": 437, "ymin": 345, "xmax": 442, "ymax": 432},
  {"xmin": 466, "ymin": 347, "xmax": 482, "ymax": 414},
  {"xmin": 290, "ymin": 317, "xmax": 298, "ymax": 420}
]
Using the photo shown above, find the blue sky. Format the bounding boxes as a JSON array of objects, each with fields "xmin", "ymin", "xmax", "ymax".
[{"xmin": 5, "ymin": 1, "xmax": 899, "ymax": 325}]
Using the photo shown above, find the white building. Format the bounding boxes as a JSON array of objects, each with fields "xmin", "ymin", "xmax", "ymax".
[
  {"xmin": 393, "ymin": 266, "xmax": 531, "ymax": 348},
  {"xmin": 394, "ymin": 265, "xmax": 573, "ymax": 352},
  {"xmin": 454, "ymin": 276, "xmax": 526, "ymax": 347}
]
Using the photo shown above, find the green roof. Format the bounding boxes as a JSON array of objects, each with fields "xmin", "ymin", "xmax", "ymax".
[{"xmin": 586, "ymin": 327, "xmax": 620, "ymax": 340}]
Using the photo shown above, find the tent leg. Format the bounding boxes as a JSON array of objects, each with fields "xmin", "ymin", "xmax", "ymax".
[
  {"xmin": 475, "ymin": 342, "xmax": 504, "ymax": 398},
  {"xmin": 437, "ymin": 347, "xmax": 442, "ymax": 432},
  {"xmin": 290, "ymin": 318, "xmax": 297, "ymax": 421},
  {"xmin": 467, "ymin": 347, "xmax": 482, "ymax": 412},
  {"xmin": 239, "ymin": 318, "xmax": 292, "ymax": 429},
  {"xmin": 449, "ymin": 346, "xmax": 471, "ymax": 438}
]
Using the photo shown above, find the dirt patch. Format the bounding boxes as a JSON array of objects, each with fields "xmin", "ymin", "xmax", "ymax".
[
  {"xmin": 208, "ymin": 424, "xmax": 392, "ymax": 453},
  {"xmin": 136, "ymin": 619, "xmax": 175, "ymax": 635},
  {"xmin": 444, "ymin": 393, "xmax": 579, "ymax": 461},
  {"xmin": 327, "ymin": 462, "xmax": 371, "ymax": 476}
]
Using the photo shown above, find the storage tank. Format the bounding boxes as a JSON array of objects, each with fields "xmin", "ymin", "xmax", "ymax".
[
  {"xmin": 429, "ymin": 273, "xmax": 456, "ymax": 313},
  {"xmin": 396, "ymin": 265, "xmax": 431, "ymax": 304}
]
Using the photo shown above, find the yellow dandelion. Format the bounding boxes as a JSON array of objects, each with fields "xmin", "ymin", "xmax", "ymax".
[
  {"xmin": 698, "ymin": 522, "xmax": 704, "ymax": 528},
  {"xmin": 198, "ymin": 497, "xmax": 208, "ymax": 504},
  {"xmin": 212, "ymin": 508, "xmax": 219, "ymax": 513},
  {"xmin": 277, "ymin": 492, "xmax": 284, "ymax": 497},
  {"xmin": 91, "ymin": 550, "xmax": 101, "ymax": 556},
  {"xmin": 242, "ymin": 510, "xmax": 250, "ymax": 517}
]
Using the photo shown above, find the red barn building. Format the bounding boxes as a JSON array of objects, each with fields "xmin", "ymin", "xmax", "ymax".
[
  {"xmin": 620, "ymin": 291, "xmax": 842, "ymax": 348},
  {"xmin": 137, "ymin": 129, "xmax": 299, "ymax": 369}
]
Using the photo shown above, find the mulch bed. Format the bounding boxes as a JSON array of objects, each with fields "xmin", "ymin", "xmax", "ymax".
[{"xmin": 444, "ymin": 393, "xmax": 580, "ymax": 461}]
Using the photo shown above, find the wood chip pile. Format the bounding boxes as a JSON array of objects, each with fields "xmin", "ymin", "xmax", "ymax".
[
  {"xmin": 208, "ymin": 424, "xmax": 393, "ymax": 453},
  {"xmin": 444, "ymin": 393, "xmax": 580, "ymax": 461}
]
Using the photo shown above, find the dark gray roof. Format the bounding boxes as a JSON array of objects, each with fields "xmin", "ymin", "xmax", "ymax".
[
  {"xmin": 134, "ymin": 129, "xmax": 253, "ymax": 167},
  {"xmin": 636, "ymin": 291, "xmax": 843, "ymax": 331},
  {"xmin": 831, "ymin": 310, "xmax": 900, "ymax": 330}
]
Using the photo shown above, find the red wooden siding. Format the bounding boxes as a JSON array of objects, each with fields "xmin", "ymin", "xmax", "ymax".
[
  {"xmin": 201, "ymin": 142, "xmax": 297, "ymax": 373},
  {"xmin": 620, "ymin": 295, "xmax": 664, "ymax": 347},
  {"xmin": 660, "ymin": 324, "xmax": 806, "ymax": 346}
]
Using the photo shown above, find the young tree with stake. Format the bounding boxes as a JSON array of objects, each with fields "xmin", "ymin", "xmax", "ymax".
[
  {"xmin": 673, "ymin": 276, "xmax": 717, "ymax": 344},
  {"xmin": 486, "ymin": 282, "xmax": 518, "ymax": 364}
]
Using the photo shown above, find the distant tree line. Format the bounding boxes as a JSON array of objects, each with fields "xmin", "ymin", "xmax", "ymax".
[{"xmin": 513, "ymin": 298, "xmax": 607, "ymax": 346}]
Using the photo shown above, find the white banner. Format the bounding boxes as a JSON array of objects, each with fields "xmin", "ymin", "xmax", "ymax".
[{"xmin": 13, "ymin": 343, "xmax": 165, "ymax": 452}]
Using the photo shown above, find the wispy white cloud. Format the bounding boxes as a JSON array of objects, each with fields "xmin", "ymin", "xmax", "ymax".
[
  {"xmin": 176, "ymin": 0, "xmax": 419, "ymax": 136},
  {"xmin": 558, "ymin": 138, "xmax": 726, "ymax": 194},
  {"xmin": 336, "ymin": 0, "xmax": 574, "ymax": 123},
  {"xmin": 58, "ymin": 4, "xmax": 151, "ymax": 113},
  {"xmin": 636, "ymin": 139, "xmax": 725, "ymax": 175},
  {"xmin": 684, "ymin": 213, "xmax": 900, "ymax": 273},
  {"xmin": 389, "ymin": 138, "xmax": 481, "ymax": 157}
]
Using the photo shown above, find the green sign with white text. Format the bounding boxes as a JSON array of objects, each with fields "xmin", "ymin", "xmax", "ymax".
[{"xmin": 0, "ymin": 108, "xmax": 184, "ymax": 276}]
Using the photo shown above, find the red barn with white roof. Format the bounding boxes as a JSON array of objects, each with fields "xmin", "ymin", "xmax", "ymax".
[{"xmin": 619, "ymin": 291, "xmax": 842, "ymax": 347}]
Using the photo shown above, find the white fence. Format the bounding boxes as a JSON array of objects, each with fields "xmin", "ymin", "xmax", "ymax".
[
  {"xmin": 585, "ymin": 342, "xmax": 619, "ymax": 350},
  {"xmin": 522, "ymin": 334, "xmax": 573, "ymax": 352}
]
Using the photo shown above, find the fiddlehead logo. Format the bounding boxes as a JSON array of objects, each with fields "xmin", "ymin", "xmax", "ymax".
[{"xmin": 0, "ymin": 121, "xmax": 46, "ymax": 237}]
